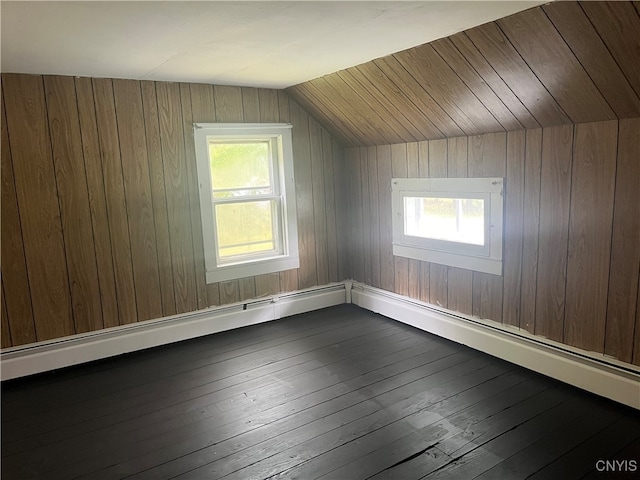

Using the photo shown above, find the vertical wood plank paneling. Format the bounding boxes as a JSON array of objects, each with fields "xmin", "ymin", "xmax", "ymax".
[
  {"xmin": 75, "ymin": 77, "xmax": 120, "ymax": 328},
  {"xmin": 1, "ymin": 89, "xmax": 36, "ymax": 344},
  {"xmin": 277, "ymin": 91, "xmax": 299, "ymax": 292},
  {"xmin": 310, "ymin": 118, "xmax": 329, "ymax": 286},
  {"xmin": 322, "ymin": 132, "xmax": 339, "ymax": 284},
  {"xmin": 470, "ymin": 132, "xmax": 505, "ymax": 322},
  {"xmin": 502, "ymin": 130, "xmax": 525, "ymax": 327},
  {"xmin": 112, "ymin": 79, "xmax": 163, "ymax": 321},
  {"xmin": 520, "ymin": 128, "xmax": 543, "ymax": 334},
  {"xmin": 238, "ymin": 277, "xmax": 256, "ymax": 302},
  {"xmin": 333, "ymin": 138, "xmax": 350, "ymax": 282},
  {"xmin": 535, "ymin": 124, "xmax": 573, "ymax": 342},
  {"xmin": 377, "ymin": 145, "xmax": 394, "ymax": 292},
  {"xmin": 290, "ymin": 100, "xmax": 318, "ymax": 289},
  {"xmin": 213, "ymin": 85, "xmax": 244, "ymax": 304},
  {"xmin": 180, "ymin": 83, "xmax": 210, "ymax": 308},
  {"xmin": 446, "ymin": 137, "xmax": 472, "ymax": 315},
  {"xmin": 1, "ymin": 282, "xmax": 11, "ymax": 348},
  {"xmin": 93, "ymin": 78, "xmax": 138, "ymax": 325},
  {"xmin": 418, "ymin": 141, "xmax": 430, "ymax": 303},
  {"xmin": 428, "ymin": 139, "xmax": 448, "ymax": 307},
  {"xmin": 406, "ymin": 142, "xmax": 420, "ymax": 300},
  {"xmin": 635, "ymin": 276, "xmax": 640, "ymax": 366},
  {"xmin": 255, "ymin": 88, "xmax": 282, "ymax": 297},
  {"xmin": 156, "ymin": 81, "xmax": 198, "ymax": 313},
  {"xmin": 367, "ymin": 147, "xmax": 381, "ymax": 289},
  {"xmin": 347, "ymin": 148, "xmax": 364, "ymax": 283},
  {"xmin": 391, "ymin": 143, "xmax": 409, "ymax": 297},
  {"xmin": 605, "ymin": 118, "xmax": 640, "ymax": 363},
  {"xmin": 3, "ymin": 74, "xmax": 74, "ymax": 340},
  {"xmin": 140, "ymin": 81, "xmax": 178, "ymax": 314},
  {"xmin": 564, "ymin": 121, "xmax": 617, "ymax": 353},
  {"xmin": 188, "ymin": 82, "xmax": 221, "ymax": 306},
  {"xmin": 44, "ymin": 75, "xmax": 104, "ymax": 333},
  {"xmin": 360, "ymin": 148, "xmax": 372, "ymax": 286}
]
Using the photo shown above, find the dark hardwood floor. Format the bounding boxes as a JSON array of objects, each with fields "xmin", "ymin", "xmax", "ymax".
[{"xmin": 2, "ymin": 304, "xmax": 639, "ymax": 479}]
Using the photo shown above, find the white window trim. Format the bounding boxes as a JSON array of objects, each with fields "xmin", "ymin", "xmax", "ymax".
[
  {"xmin": 392, "ymin": 177, "xmax": 504, "ymax": 275},
  {"xmin": 194, "ymin": 123, "xmax": 299, "ymax": 283}
]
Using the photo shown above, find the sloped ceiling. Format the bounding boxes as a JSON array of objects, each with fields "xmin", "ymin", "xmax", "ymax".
[
  {"xmin": 0, "ymin": 1, "xmax": 545, "ymax": 89},
  {"xmin": 287, "ymin": 1, "xmax": 640, "ymax": 146}
]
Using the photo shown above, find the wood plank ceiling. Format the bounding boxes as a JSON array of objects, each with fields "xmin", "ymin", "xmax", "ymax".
[{"xmin": 287, "ymin": 1, "xmax": 640, "ymax": 146}]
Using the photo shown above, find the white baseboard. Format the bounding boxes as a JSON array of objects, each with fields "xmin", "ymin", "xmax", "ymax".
[
  {"xmin": 350, "ymin": 283, "xmax": 640, "ymax": 410},
  {"xmin": 0, "ymin": 283, "xmax": 347, "ymax": 381}
]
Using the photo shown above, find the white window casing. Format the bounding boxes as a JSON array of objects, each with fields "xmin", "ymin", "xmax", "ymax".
[
  {"xmin": 392, "ymin": 177, "xmax": 504, "ymax": 275},
  {"xmin": 194, "ymin": 123, "xmax": 299, "ymax": 283}
]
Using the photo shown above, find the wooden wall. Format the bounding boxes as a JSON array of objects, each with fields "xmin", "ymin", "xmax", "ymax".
[
  {"xmin": 1, "ymin": 73, "xmax": 347, "ymax": 348},
  {"xmin": 288, "ymin": 1, "xmax": 640, "ymax": 146},
  {"xmin": 344, "ymin": 118, "xmax": 640, "ymax": 366}
]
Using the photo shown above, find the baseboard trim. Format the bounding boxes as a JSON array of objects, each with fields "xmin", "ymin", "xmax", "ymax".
[
  {"xmin": 0, "ymin": 282, "xmax": 347, "ymax": 381},
  {"xmin": 350, "ymin": 283, "xmax": 640, "ymax": 410}
]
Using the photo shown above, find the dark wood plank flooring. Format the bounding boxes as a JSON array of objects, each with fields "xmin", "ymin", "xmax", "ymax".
[{"xmin": 2, "ymin": 304, "xmax": 639, "ymax": 479}]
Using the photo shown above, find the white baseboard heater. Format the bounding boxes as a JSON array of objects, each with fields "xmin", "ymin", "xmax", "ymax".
[
  {"xmin": 349, "ymin": 282, "xmax": 640, "ymax": 410},
  {"xmin": 0, "ymin": 282, "xmax": 347, "ymax": 381},
  {"xmin": 2, "ymin": 280, "xmax": 638, "ymax": 410}
]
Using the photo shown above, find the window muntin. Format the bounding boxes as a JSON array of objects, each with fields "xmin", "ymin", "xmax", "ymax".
[
  {"xmin": 194, "ymin": 124, "xmax": 299, "ymax": 283},
  {"xmin": 392, "ymin": 178, "xmax": 503, "ymax": 275}
]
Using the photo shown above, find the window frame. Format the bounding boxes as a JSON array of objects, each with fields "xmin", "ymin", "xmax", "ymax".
[
  {"xmin": 391, "ymin": 177, "xmax": 504, "ymax": 275},
  {"xmin": 194, "ymin": 123, "xmax": 299, "ymax": 284}
]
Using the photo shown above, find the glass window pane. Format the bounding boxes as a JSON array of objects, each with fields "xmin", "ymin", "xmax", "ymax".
[
  {"xmin": 215, "ymin": 201, "xmax": 276, "ymax": 258},
  {"xmin": 209, "ymin": 141, "xmax": 272, "ymax": 197},
  {"xmin": 405, "ymin": 197, "xmax": 485, "ymax": 245}
]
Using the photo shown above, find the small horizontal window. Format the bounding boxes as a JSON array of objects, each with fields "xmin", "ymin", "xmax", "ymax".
[{"xmin": 392, "ymin": 177, "xmax": 504, "ymax": 275}]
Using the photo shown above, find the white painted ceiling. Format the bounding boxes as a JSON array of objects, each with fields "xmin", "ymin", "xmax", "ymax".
[{"xmin": 1, "ymin": 1, "xmax": 546, "ymax": 89}]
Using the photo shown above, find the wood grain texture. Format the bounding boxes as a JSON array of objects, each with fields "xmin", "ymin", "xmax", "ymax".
[
  {"xmin": 418, "ymin": 141, "xmax": 430, "ymax": 303},
  {"xmin": 360, "ymin": 149, "xmax": 372, "ymax": 286},
  {"xmin": 93, "ymin": 77, "xmax": 138, "ymax": 325},
  {"xmin": 1, "ymin": 281, "xmax": 10, "ymax": 348},
  {"xmin": 310, "ymin": 118, "xmax": 329, "ymax": 286},
  {"xmin": 581, "ymin": 1, "xmax": 640, "ymax": 97},
  {"xmin": 394, "ymin": 45, "xmax": 503, "ymax": 135},
  {"xmin": 3, "ymin": 74, "xmax": 74, "ymax": 340},
  {"xmin": 188, "ymin": 82, "xmax": 221, "ymax": 307},
  {"xmin": 112, "ymin": 79, "xmax": 163, "ymax": 321},
  {"xmin": 431, "ymin": 38, "xmax": 522, "ymax": 131},
  {"xmin": 428, "ymin": 139, "xmax": 448, "ymax": 308},
  {"xmin": 498, "ymin": 8, "xmax": 615, "ymax": 123},
  {"xmin": 469, "ymin": 132, "xmax": 505, "ymax": 322},
  {"xmin": 374, "ymin": 57, "xmax": 465, "ymax": 138},
  {"xmin": 323, "ymin": 132, "xmax": 339, "ymax": 284},
  {"xmin": 156, "ymin": 81, "xmax": 197, "ymax": 314},
  {"xmin": 238, "ymin": 277, "xmax": 256, "ymax": 302},
  {"xmin": 290, "ymin": 100, "xmax": 318, "ymax": 289},
  {"xmin": 44, "ymin": 76, "xmax": 104, "ymax": 334},
  {"xmin": 277, "ymin": 91, "xmax": 299, "ymax": 292},
  {"xmin": 347, "ymin": 148, "xmax": 364, "ymax": 283},
  {"xmin": 445, "ymin": 137, "xmax": 472, "ymax": 315},
  {"xmin": 635, "ymin": 274, "xmax": 640, "ymax": 366},
  {"xmin": 391, "ymin": 144, "xmax": 409, "ymax": 297},
  {"xmin": 519, "ymin": 128, "xmax": 543, "ymax": 334},
  {"xmin": 564, "ymin": 120, "xmax": 617, "ymax": 353},
  {"xmin": 449, "ymin": 32, "xmax": 539, "ymax": 130},
  {"xmin": 406, "ymin": 143, "xmax": 420, "ymax": 300},
  {"xmin": 544, "ymin": 1, "xmax": 640, "ymax": 119},
  {"xmin": 366, "ymin": 147, "xmax": 381, "ymax": 289},
  {"xmin": 141, "ymin": 81, "xmax": 177, "ymax": 316},
  {"xmin": 377, "ymin": 145, "xmax": 394, "ymax": 292},
  {"xmin": 180, "ymin": 83, "xmax": 208, "ymax": 310},
  {"xmin": 535, "ymin": 124, "xmax": 573, "ymax": 342},
  {"xmin": 1, "ymin": 87, "xmax": 36, "ymax": 344},
  {"xmin": 502, "ymin": 130, "xmax": 525, "ymax": 327},
  {"xmin": 605, "ymin": 118, "xmax": 640, "ymax": 362},
  {"xmin": 75, "ymin": 77, "xmax": 120, "ymax": 328}
]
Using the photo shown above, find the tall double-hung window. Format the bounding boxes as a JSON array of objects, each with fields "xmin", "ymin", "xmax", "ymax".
[{"xmin": 194, "ymin": 123, "xmax": 299, "ymax": 283}]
